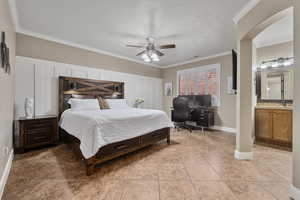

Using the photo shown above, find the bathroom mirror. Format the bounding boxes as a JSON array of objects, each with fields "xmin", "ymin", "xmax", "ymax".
[{"xmin": 256, "ymin": 66, "xmax": 293, "ymax": 103}]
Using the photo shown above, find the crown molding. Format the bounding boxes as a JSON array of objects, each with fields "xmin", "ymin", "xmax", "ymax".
[
  {"xmin": 17, "ymin": 29, "xmax": 161, "ymax": 68},
  {"xmin": 254, "ymin": 38, "xmax": 293, "ymax": 49},
  {"xmin": 233, "ymin": 0, "xmax": 261, "ymax": 24},
  {"xmin": 161, "ymin": 51, "xmax": 232, "ymax": 68}
]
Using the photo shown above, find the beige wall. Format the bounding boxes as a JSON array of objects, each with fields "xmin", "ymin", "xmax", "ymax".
[
  {"xmin": 162, "ymin": 54, "xmax": 236, "ymax": 129},
  {"xmin": 16, "ymin": 33, "xmax": 162, "ymax": 78},
  {"xmin": 0, "ymin": 0, "xmax": 16, "ymax": 185},
  {"xmin": 257, "ymin": 41, "xmax": 293, "ymax": 64},
  {"xmin": 293, "ymin": 0, "xmax": 300, "ymax": 190}
]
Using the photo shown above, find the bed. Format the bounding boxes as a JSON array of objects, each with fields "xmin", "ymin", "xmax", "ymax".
[{"xmin": 58, "ymin": 76, "xmax": 172, "ymax": 175}]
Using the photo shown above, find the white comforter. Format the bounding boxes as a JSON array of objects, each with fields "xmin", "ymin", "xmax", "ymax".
[{"xmin": 59, "ymin": 108, "xmax": 173, "ymax": 159}]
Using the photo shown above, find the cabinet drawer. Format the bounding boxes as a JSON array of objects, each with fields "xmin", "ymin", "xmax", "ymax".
[
  {"xmin": 142, "ymin": 131, "xmax": 168, "ymax": 144},
  {"xmin": 27, "ymin": 127, "xmax": 52, "ymax": 135},
  {"xmin": 24, "ymin": 120, "xmax": 55, "ymax": 130},
  {"xmin": 99, "ymin": 137, "xmax": 140, "ymax": 156},
  {"xmin": 26, "ymin": 131, "xmax": 51, "ymax": 146}
]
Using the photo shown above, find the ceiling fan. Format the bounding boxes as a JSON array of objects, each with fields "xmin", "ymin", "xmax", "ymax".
[{"xmin": 126, "ymin": 37, "xmax": 176, "ymax": 63}]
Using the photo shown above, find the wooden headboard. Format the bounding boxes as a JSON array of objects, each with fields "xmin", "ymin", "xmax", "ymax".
[{"xmin": 59, "ymin": 76, "xmax": 124, "ymax": 117}]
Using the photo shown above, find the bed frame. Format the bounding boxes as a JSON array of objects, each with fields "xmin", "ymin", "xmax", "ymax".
[{"xmin": 59, "ymin": 76, "xmax": 170, "ymax": 175}]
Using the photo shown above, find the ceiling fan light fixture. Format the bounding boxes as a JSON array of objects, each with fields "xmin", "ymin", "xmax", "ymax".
[
  {"xmin": 126, "ymin": 37, "xmax": 175, "ymax": 63},
  {"xmin": 151, "ymin": 53, "xmax": 160, "ymax": 62},
  {"xmin": 141, "ymin": 53, "xmax": 151, "ymax": 62}
]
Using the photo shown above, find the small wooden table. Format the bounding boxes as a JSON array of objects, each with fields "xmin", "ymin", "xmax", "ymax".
[{"xmin": 14, "ymin": 116, "xmax": 58, "ymax": 153}]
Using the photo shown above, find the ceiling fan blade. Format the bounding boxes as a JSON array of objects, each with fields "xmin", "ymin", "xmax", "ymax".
[
  {"xmin": 126, "ymin": 44, "xmax": 144, "ymax": 48},
  {"xmin": 159, "ymin": 44, "xmax": 176, "ymax": 49},
  {"xmin": 155, "ymin": 50, "xmax": 164, "ymax": 57},
  {"xmin": 136, "ymin": 50, "xmax": 146, "ymax": 56}
]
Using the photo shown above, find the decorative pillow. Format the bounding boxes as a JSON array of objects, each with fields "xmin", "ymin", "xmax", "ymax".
[
  {"xmin": 97, "ymin": 96, "xmax": 110, "ymax": 109},
  {"xmin": 106, "ymin": 99, "xmax": 129, "ymax": 109},
  {"xmin": 68, "ymin": 98, "xmax": 100, "ymax": 111}
]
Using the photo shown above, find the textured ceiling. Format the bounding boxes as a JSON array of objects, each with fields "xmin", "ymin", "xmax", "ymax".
[{"xmin": 15, "ymin": 0, "xmax": 249, "ymax": 67}]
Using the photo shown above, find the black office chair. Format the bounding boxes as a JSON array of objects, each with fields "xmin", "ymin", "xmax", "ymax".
[{"xmin": 171, "ymin": 96, "xmax": 193, "ymax": 133}]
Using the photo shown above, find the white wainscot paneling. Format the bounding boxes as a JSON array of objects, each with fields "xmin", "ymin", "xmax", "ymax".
[
  {"xmin": 54, "ymin": 63, "xmax": 72, "ymax": 77},
  {"xmin": 53, "ymin": 63, "xmax": 73, "ymax": 114},
  {"xmin": 101, "ymin": 70, "xmax": 113, "ymax": 81},
  {"xmin": 34, "ymin": 60, "xmax": 56, "ymax": 116},
  {"xmin": 15, "ymin": 61, "xmax": 35, "ymax": 118},
  {"xmin": 15, "ymin": 56, "xmax": 163, "ymax": 117},
  {"xmin": 87, "ymin": 69, "xmax": 101, "ymax": 80},
  {"xmin": 156, "ymin": 79, "xmax": 163, "ymax": 110},
  {"xmin": 71, "ymin": 66, "xmax": 88, "ymax": 78},
  {"xmin": 122, "ymin": 74, "xmax": 133, "ymax": 106}
]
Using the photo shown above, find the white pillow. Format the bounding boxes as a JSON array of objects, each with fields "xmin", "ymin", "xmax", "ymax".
[
  {"xmin": 68, "ymin": 98, "xmax": 100, "ymax": 111},
  {"xmin": 106, "ymin": 99, "xmax": 129, "ymax": 109}
]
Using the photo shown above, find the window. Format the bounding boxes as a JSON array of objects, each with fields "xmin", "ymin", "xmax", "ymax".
[{"xmin": 177, "ymin": 63, "xmax": 221, "ymax": 106}]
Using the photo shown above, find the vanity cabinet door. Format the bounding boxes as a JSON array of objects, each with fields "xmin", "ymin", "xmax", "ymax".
[
  {"xmin": 272, "ymin": 110, "xmax": 292, "ymax": 143},
  {"xmin": 255, "ymin": 109, "xmax": 273, "ymax": 140}
]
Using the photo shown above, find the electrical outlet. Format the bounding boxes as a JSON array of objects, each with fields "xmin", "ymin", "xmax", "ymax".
[{"xmin": 3, "ymin": 147, "xmax": 9, "ymax": 156}]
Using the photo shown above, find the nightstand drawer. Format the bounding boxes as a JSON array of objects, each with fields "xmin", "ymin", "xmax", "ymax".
[
  {"xmin": 25, "ymin": 120, "xmax": 55, "ymax": 130},
  {"xmin": 15, "ymin": 116, "xmax": 58, "ymax": 153},
  {"xmin": 27, "ymin": 127, "xmax": 52, "ymax": 135},
  {"xmin": 26, "ymin": 132, "xmax": 51, "ymax": 146}
]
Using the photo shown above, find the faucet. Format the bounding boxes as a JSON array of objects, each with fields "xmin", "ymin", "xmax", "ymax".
[{"xmin": 281, "ymin": 100, "xmax": 287, "ymax": 106}]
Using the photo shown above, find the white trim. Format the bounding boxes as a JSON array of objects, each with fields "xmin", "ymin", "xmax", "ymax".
[
  {"xmin": 233, "ymin": 0, "xmax": 261, "ymax": 24},
  {"xmin": 17, "ymin": 29, "xmax": 161, "ymax": 68},
  {"xmin": 290, "ymin": 185, "xmax": 300, "ymax": 200},
  {"xmin": 0, "ymin": 150, "xmax": 14, "ymax": 199},
  {"xmin": 17, "ymin": 27, "xmax": 232, "ymax": 69},
  {"xmin": 254, "ymin": 39, "xmax": 294, "ymax": 49},
  {"xmin": 234, "ymin": 150, "xmax": 253, "ymax": 160},
  {"xmin": 211, "ymin": 126, "xmax": 236, "ymax": 133},
  {"xmin": 162, "ymin": 51, "xmax": 232, "ymax": 68}
]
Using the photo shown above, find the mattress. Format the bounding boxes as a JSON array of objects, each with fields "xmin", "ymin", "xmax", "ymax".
[{"xmin": 59, "ymin": 108, "xmax": 173, "ymax": 159}]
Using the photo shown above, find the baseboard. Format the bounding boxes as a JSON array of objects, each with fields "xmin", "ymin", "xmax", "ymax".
[
  {"xmin": 0, "ymin": 149, "xmax": 14, "ymax": 199},
  {"xmin": 290, "ymin": 184, "xmax": 300, "ymax": 200},
  {"xmin": 211, "ymin": 126, "xmax": 236, "ymax": 133},
  {"xmin": 234, "ymin": 150, "xmax": 253, "ymax": 160}
]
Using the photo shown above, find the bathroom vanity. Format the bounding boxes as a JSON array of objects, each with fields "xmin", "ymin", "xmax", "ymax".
[
  {"xmin": 255, "ymin": 61, "xmax": 294, "ymax": 150},
  {"xmin": 255, "ymin": 106, "xmax": 292, "ymax": 149}
]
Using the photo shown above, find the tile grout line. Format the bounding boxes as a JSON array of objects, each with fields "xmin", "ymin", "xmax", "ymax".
[
  {"xmin": 195, "ymin": 135, "xmax": 241, "ymax": 200},
  {"xmin": 157, "ymin": 166, "xmax": 161, "ymax": 200},
  {"xmin": 181, "ymin": 152, "xmax": 210, "ymax": 199}
]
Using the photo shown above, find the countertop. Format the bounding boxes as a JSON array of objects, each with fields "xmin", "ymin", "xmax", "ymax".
[{"xmin": 255, "ymin": 105, "xmax": 293, "ymax": 110}]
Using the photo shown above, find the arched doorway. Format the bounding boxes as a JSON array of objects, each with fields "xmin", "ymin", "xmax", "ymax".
[{"xmin": 234, "ymin": 0, "xmax": 299, "ymax": 199}]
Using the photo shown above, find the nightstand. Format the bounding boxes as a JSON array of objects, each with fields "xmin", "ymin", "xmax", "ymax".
[{"xmin": 14, "ymin": 116, "xmax": 59, "ymax": 153}]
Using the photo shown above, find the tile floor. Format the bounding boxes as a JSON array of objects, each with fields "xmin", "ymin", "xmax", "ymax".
[{"xmin": 3, "ymin": 129, "xmax": 292, "ymax": 200}]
